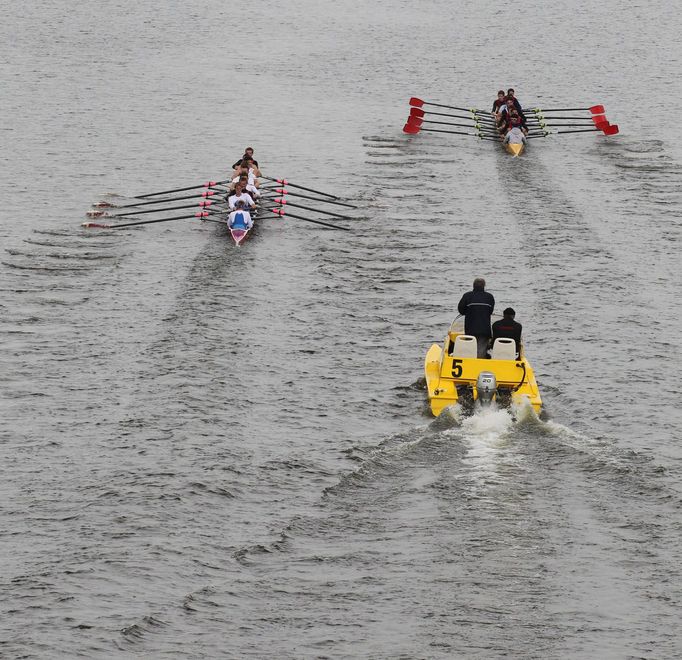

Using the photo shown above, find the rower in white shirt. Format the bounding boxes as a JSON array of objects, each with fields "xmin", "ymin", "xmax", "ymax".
[
  {"xmin": 231, "ymin": 160, "xmax": 260, "ymax": 188},
  {"xmin": 230, "ymin": 173, "xmax": 260, "ymax": 199},
  {"xmin": 227, "ymin": 181, "xmax": 256, "ymax": 229}
]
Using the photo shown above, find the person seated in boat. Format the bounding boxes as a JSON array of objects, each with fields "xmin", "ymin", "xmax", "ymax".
[
  {"xmin": 231, "ymin": 146, "xmax": 259, "ymax": 170},
  {"xmin": 504, "ymin": 126, "xmax": 527, "ymax": 146},
  {"xmin": 241, "ymin": 156, "xmax": 262, "ymax": 179},
  {"xmin": 457, "ymin": 278, "xmax": 495, "ymax": 359},
  {"xmin": 492, "ymin": 308, "xmax": 523, "ymax": 355},
  {"xmin": 505, "ymin": 88, "xmax": 525, "ymax": 118},
  {"xmin": 491, "ymin": 90, "xmax": 507, "ymax": 115},
  {"xmin": 496, "ymin": 99, "xmax": 516, "ymax": 134},
  {"xmin": 232, "ymin": 173, "xmax": 260, "ymax": 199},
  {"xmin": 509, "ymin": 111, "xmax": 528, "ymax": 136},
  {"xmin": 231, "ymin": 161, "xmax": 259, "ymax": 188},
  {"xmin": 227, "ymin": 181, "xmax": 256, "ymax": 229}
]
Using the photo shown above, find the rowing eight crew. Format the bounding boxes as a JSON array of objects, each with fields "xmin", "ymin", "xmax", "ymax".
[
  {"xmin": 227, "ymin": 146, "xmax": 261, "ymax": 230},
  {"xmin": 492, "ymin": 88, "xmax": 528, "ymax": 146}
]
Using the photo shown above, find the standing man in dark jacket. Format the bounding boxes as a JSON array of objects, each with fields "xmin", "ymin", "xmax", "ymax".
[{"xmin": 458, "ymin": 278, "xmax": 495, "ymax": 358}]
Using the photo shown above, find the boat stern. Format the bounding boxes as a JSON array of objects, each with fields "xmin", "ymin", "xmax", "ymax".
[{"xmin": 505, "ymin": 142, "xmax": 525, "ymax": 157}]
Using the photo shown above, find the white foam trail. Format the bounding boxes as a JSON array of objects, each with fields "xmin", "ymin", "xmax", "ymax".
[{"xmin": 446, "ymin": 406, "xmax": 516, "ymax": 483}]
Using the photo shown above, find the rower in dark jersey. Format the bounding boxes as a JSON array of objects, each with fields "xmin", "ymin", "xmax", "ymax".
[
  {"xmin": 505, "ymin": 89, "xmax": 526, "ymax": 121},
  {"xmin": 491, "ymin": 90, "xmax": 507, "ymax": 114},
  {"xmin": 231, "ymin": 146, "xmax": 259, "ymax": 170}
]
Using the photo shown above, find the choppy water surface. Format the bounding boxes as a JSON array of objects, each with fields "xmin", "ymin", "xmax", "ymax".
[{"xmin": 2, "ymin": 0, "xmax": 681, "ymax": 657}]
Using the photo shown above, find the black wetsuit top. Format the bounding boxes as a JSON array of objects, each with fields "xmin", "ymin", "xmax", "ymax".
[
  {"xmin": 232, "ymin": 157, "xmax": 259, "ymax": 169},
  {"xmin": 492, "ymin": 317, "xmax": 523, "ymax": 352},
  {"xmin": 457, "ymin": 289, "xmax": 495, "ymax": 338}
]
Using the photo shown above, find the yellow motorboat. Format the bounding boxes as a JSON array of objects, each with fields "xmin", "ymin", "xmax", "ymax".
[{"xmin": 424, "ymin": 316, "xmax": 542, "ymax": 417}]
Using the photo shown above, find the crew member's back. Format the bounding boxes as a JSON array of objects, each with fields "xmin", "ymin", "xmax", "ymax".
[{"xmin": 492, "ymin": 307, "xmax": 522, "ymax": 354}]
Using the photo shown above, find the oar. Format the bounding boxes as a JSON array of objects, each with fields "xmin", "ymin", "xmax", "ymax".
[
  {"xmin": 527, "ymin": 124, "xmax": 619, "ymax": 138},
  {"xmin": 410, "ymin": 107, "xmax": 496, "ymax": 124},
  {"xmin": 92, "ymin": 200, "xmax": 217, "ymax": 219},
  {"xmin": 134, "ymin": 180, "xmax": 231, "ymax": 199},
  {"xmin": 265, "ymin": 198, "xmax": 352, "ymax": 219},
  {"xmin": 407, "ymin": 116, "xmax": 485, "ymax": 131},
  {"xmin": 90, "ymin": 189, "xmax": 221, "ymax": 212},
  {"xmin": 261, "ymin": 176, "xmax": 339, "ymax": 200},
  {"xmin": 270, "ymin": 208, "xmax": 349, "ymax": 231},
  {"xmin": 260, "ymin": 188, "xmax": 357, "ymax": 208},
  {"xmin": 83, "ymin": 211, "xmax": 209, "ymax": 229},
  {"xmin": 525, "ymin": 104, "xmax": 605, "ymax": 114},
  {"xmin": 527, "ymin": 113, "xmax": 606, "ymax": 122},
  {"xmin": 403, "ymin": 123, "xmax": 483, "ymax": 138},
  {"xmin": 409, "ymin": 96, "xmax": 482, "ymax": 113}
]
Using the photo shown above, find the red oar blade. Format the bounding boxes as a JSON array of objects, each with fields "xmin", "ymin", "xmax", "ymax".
[
  {"xmin": 406, "ymin": 116, "xmax": 423, "ymax": 127},
  {"xmin": 603, "ymin": 124, "xmax": 619, "ymax": 135},
  {"xmin": 594, "ymin": 120, "xmax": 610, "ymax": 130},
  {"xmin": 590, "ymin": 104, "xmax": 605, "ymax": 114},
  {"xmin": 410, "ymin": 107, "xmax": 425, "ymax": 118},
  {"xmin": 409, "ymin": 97, "xmax": 424, "ymax": 108},
  {"xmin": 592, "ymin": 114, "xmax": 606, "ymax": 124},
  {"xmin": 403, "ymin": 123, "xmax": 421, "ymax": 134}
]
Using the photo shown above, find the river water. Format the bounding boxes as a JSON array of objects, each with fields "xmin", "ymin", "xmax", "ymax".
[{"xmin": 2, "ymin": 0, "xmax": 681, "ymax": 658}]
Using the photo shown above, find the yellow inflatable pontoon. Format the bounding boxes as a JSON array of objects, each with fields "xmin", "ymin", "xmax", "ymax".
[{"xmin": 424, "ymin": 316, "xmax": 542, "ymax": 417}]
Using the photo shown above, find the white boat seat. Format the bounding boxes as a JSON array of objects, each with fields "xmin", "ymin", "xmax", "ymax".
[
  {"xmin": 491, "ymin": 337, "xmax": 516, "ymax": 360},
  {"xmin": 452, "ymin": 335, "xmax": 477, "ymax": 358}
]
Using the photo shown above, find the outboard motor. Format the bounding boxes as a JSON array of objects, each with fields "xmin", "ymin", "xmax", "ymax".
[{"xmin": 475, "ymin": 371, "xmax": 497, "ymax": 407}]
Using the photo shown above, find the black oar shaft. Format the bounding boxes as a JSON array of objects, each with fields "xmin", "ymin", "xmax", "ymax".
[
  {"xmin": 260, "ymin": 189, "xmax": 357, "ymax": 208},
  {"xmin": 84, "ymin": 212, "xmax": 207, "ymax": 229},
  {"xmin": 265, "ymin": 200, "xmax": 350, "ymax": 219},
  {"xmin": 261, "ymin": 176, "xmax": 339, "ymax": 200},
  {"xmin": 417, "ymin": 127, "xmax": 481, "ymax": 137},
  {"xmin": 272, "ymin": 210, "xmax": 349, "ymax": 231},
  {"xmin": 106, "ymin": 202, "xmax": 210, "ymax": 218},
  {"xmin": 100, "ymin": 191, "xmax": 222, "ymax": 210},
  {"xmin": 556, "ymin": 128, "xmax": 602, "ymax": 134},
  {"xmin": 420, "ymin": 119, "xmax": 483, "ymax": 130},
  {"xmin": 135, "ymin": 179, "xmax": 231, "ymax": 199},
  {"xmin": 419, "ymin": 100, "xmax": 482, "ymax": 113}
]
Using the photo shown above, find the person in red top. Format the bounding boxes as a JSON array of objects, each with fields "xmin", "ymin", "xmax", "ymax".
[
  {"xmin": 491, "ymin": 90, "xmax": 506, "ymax": 114},
  {"xmin": 505, "ymin": 89, "xmax": 526, "ymax": 121}
]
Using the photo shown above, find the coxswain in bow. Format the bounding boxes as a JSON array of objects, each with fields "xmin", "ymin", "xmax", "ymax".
[{"xmin": 227, "ymin": 180, "xmax": 256, "ymax": 229}]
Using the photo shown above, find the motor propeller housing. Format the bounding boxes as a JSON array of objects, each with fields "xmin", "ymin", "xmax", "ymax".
[{"xmin": 476, "ymin": 371, "xmax": 497, "ymax": 406}]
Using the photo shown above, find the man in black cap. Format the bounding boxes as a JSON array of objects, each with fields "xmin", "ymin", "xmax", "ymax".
[
  {"xmin": 457, "ymin": 278, "xmax": 495, "ymax": 358},
  {"xmin": 492, "ymin": 308, "xmax": 523, "ymax": 355}
]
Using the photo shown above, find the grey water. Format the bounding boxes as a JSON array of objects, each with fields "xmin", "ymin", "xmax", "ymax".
[{"xmin": 1, "ymin": 0, "xmax": 681, "ymax": 657}]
